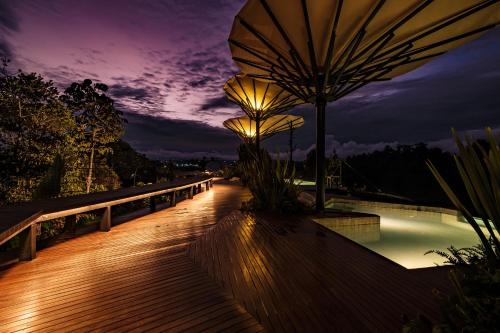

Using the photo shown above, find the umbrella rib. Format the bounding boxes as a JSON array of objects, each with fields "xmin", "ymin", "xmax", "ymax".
[
  {"xmin": 339, "ymin": 32, "xmax": 395, "ymax": 86},
  {"xmin": 253, "ymin": 79, "xmax": 257, "ymax": 112},
  {"xmin": 227, "ymin": 82, "xmax": 250, "ymax": 111},
  {"xmin": 330, "ymin": 0, "xmax": 385, "ymax": 73},
  {"xmin": 236, "ymin": 75, "xmax": 255, "ymax": 115},
  {"xmin": 237, "ymin": 16, "xmax": 297, "ymax": 71},
  {"xmin": 352, "ymin": 0, "xmax": 434, "ymax": 63},
  {"xmin": 300, "ymin": 0, "xmax": 319, "ymax": 84},
  {"xmin": 259, "ymin": 0, "xmax": 311, "ymax": 77},
  {"xmin": 272, "ymin": 71, "xmax": 309, "ymax": 101},
  {"xmin": 263, "ymin": 88, "xmax": 286, "ymax": 114},
  {"xmin": 399, "ymin": 24, "xmax": 498, "ymax": 59},
  {"xmin": 276, "ymin": 57, "xmax": 310, "ymax": 98},
  {"xmin": 260, "ymin": 82, "xmax": 270, "ymax": 111},
  {"xmin": 288, "ymin": 49, "xmax": 312, "ymax": 93},
  {"xmin": 374, "ymin": 0, "xmax": 499, "ymax": 61},
  {"xmin": 324, "ymin": 0, "xmax": 344, "ymax": 85},
  {"xmin": 336, "ymin": 67, "xmax": 394, "ymax": 100},
  {"xmin": 331, "ymin": 30, "xmax": 365, "ymax": 97},
  {"xmin": 355, "ymin": 43, "xmax": 413, "ymax": 76},
  {"xmin": 228, "ymin": 39, "xmax": 289, "ymax": 73}
]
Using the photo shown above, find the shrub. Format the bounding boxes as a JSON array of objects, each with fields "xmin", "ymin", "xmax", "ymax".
[
  {"xmin": 427, "ymin": 128, "xmax": 499, "ymax": 268},
  {"xmin": 240, "ymin": 149, "xmax": 301, "ymax": 213},
  {"xmin": 418, "ymin": 245, "xmax": 500, "ymax": 333}
]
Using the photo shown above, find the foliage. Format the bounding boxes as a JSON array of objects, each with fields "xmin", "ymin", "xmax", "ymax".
[
  {"xmin": 0, "ymin": 68, "xmax": 75, "ymax": 203},
  {"xmin": 343, "ymin": 144, "xmax": 461, "ymax": 204},
  {"xmin": 406, "ymin": 245, "xmax": 500, "ymax": 333},
  {"xmin": 108, "ymin": 140, "xmax": 175, "ymax": 186},
  {"xmin": 240, "ymin": 148, "xmax": 301, "ymax": 213},
  {"xmin": 0, "ymin": 63, "xmax": 160, "ymax": 249},
  {"xmin": 427, "ymin": 128, "xmax": 500, "ymax": 268},
  {"xmin": 61, "ymin": 79, "xmax": 125, "ymax": 193},
  {"xmin": 33, "ymin": 154, "xmax": 64, "ymax": 199}
]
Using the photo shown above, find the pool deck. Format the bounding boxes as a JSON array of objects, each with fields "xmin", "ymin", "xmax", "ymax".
[{"xmin": 0, "ymin": 181, "xmax": 450, "ymax": 332}]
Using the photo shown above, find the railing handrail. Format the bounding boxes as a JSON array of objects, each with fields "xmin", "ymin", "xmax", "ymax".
[{"xmin": 0, "ymin": 176, "xmax": 213, "ymax": 251}]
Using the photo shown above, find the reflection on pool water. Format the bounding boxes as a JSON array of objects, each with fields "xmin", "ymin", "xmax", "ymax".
[{"xmin": 326, "ymin": 201, "xmax": 483, "ymax": 269}]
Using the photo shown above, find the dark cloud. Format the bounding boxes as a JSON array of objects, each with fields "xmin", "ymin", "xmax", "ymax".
[
  {"xmin": 0, "ymin": 0, "xmax": 19, "ymax": 58},
  {"xmin": 0, "ymin": 40, "xmax": 12, "ymax": 58},
  {"xmin": 199, "ymin": 95, "xmax": 233, "ymax": 111},
  {"xmin": 111, "ymin": 84, "xmax": 150, "ymax": 100},
  {"xmin": 0, "ymin": 1, "xmax": 19, "ymax": 31},
  {"xmin": 122, "ymin": 111, "xmax": 239, "ymax": 160}
]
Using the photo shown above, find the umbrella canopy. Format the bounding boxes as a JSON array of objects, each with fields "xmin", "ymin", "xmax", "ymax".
[
  {"xmin": 229, "ymin": 0, "xmax": 500, "ymax": 211},
  {"xmin": 229, "ymin": 0, "xmax": 500, "ymax": 102},
  {"xmin": 224, "ymin": 74, "xmax": 303, "ymax": 119},
  {"xmin": 223, "ymin": 114, "xmax": 304, "ymax": 142}
]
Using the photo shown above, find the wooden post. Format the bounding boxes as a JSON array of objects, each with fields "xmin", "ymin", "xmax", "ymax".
[
  {"xmin": 315, "ymin": 96, "xmax": 326, "ymax": 212},
  {"xmin": 197, "ymin": 183, "xmax": 202, "ymax": 193},
  {"xmin": 188, "ymin": 186, "xmax": 194, "ymax": 199},
  {"xmin": 19, "ymin": 224, "xmax": 37, "ymax": 261},
  {"xmin": 209, "ymin": 179, "xmax": 213, "ymax": 188},
  {"xmin": 170, "ymin": 191, "xmax": 176, "ymax": 207},
  {"xmin": 100, "ymin": 206, "xmax": 111, "ymax": 231},
  {"xmin": 149, "ymin": 196, "xmax": 156, "ymax": 212},
  {"xmin": 64, "ymin": 215, "xmax": 77, "ymax": 234},
  {"xmin": 205, "ymin": 181, "xmax": 209, "ymax": 191}
]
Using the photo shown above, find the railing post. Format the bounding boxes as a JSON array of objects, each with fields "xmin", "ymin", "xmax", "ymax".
[
  {"xmin": 189, "ymin": 186, "xmax": 194, "ymax": 199},
  {"xmin": 19, "ymin": 223, "xmax": 37, "ymax": 261},
  {"xmin": 149, "ymin": 196, "xmax": 156, "ymax": 212},
  {"xmin": 209, "ymin": 179, "xmax": 213, "ymax": 188},
  {"xmin": 197, "ymin": 183, "xmax": 202, "ymax": 193},
  {"xmin": 100, "ymin": 206, "xmax": 111, "ymax": 231},
  {"xmin": 64, "ymin": 215, "xmax": 77, "ymax": 234},
  {"xmin": 205, "ymin": 181, "xmax": 209, "ymax": 191},
  {"xmin": 170, "ymin": 191, "xmax": 176, "ymax": 207}
]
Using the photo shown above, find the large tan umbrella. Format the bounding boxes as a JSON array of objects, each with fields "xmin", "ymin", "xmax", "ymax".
[
  {"xmin": 229, "ymin": 0, "xmax": 500, "ymax": 211},
  {"xmin": 224, "ymin": 74, "xmax": 303, "ymax": 151},
  {"xmin": 223, "ymin": 114, "xmax": 304, "ymax": 143}
]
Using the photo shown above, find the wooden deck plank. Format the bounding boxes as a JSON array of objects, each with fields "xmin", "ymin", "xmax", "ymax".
[
  {"xmin": 1, "ymin": 179, "xmax": 451, "ymax": 332},
  {"xmin": 0, "ymin": 182, "xmax": 262, "ymax": 332},
  {"xmin": 189, "ymin": 210, "xmax": 450, "ymax": 332}
]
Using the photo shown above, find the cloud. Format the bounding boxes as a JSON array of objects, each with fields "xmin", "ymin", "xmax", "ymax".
[
  {"xmin": 270, "ymin": 127, "xmax": 500, "ymax": 161},
  {"xmin": 0, "ymin": 1, "xmax": 19, "ymax": 31},
  {"xmin": 5, "ymin": 1, "xmax": 500, "ymax": 159},
  {"xmin": 122, "ymin": 111, "xmax": 240, "ymax": 160},
  {"xmin": 199, "ymin": 95, "xmax": 234, "ymax": 111},
  {"xmin": 0, "ymin": 0, "xmax": 19, "ymax": 58},
  {"xmin": 111, "ymin": 84, "xmax": 150, "ymax": 100}
]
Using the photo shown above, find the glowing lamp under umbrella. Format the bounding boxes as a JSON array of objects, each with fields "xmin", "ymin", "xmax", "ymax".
[{"xmin": 224, "ymin": 74, "xmax": 303, "ymax": 151}]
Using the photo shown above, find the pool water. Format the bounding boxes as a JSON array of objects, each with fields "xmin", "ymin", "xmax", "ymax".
[{"xmin": 326, "ymin": 201, "xmax": 484, "ymax": 269}]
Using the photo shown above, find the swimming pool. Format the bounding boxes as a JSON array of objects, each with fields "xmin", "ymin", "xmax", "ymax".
[{"xmin": 325, "ymin": 200, "xmax": 485, "ymax": 269}]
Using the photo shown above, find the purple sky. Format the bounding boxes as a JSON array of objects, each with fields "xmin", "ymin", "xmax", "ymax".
[{"xmin": 1, "ymin": 0, "xmax": 499, "ymax": 160}]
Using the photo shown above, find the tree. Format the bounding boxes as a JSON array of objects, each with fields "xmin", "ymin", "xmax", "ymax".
[
  {"xmin": 62, "ymin": 79, "xmax": 125, "ymax": 193},
  {"xmin": 0, "ymin": 66, "xmax": 75, "ymax": 202}
]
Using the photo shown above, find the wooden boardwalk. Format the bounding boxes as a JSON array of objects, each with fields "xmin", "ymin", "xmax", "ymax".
[
  {"xmin": 189, "ymin": 211, "xmax": 450, "ymax": 332},
  {"xmin": 0, "ymin": 182, "xmax": 263, "ymax": 332},
  {"xmin": 0, "ymin": 181, "xmax": 449, "ymax": 332}
]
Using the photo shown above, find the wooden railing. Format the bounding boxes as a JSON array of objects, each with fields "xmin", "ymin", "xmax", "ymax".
[{"xmin": 0, "ymin": 176, "xmax": 213, "ymax": 261}]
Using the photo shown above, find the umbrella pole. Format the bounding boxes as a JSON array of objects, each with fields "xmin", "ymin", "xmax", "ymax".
[{"xmin": 315, "ymin": 97, "xmax": 326, "ymax": 212}]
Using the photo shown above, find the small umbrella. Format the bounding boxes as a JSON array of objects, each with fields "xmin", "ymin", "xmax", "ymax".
[
  {"xmin": 223, "ymin": 114, "xmax": 304, "ymax": 143},
  {"xmin": 224, "ymin": 74, "xmax": 303, "ymax": 151}
]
